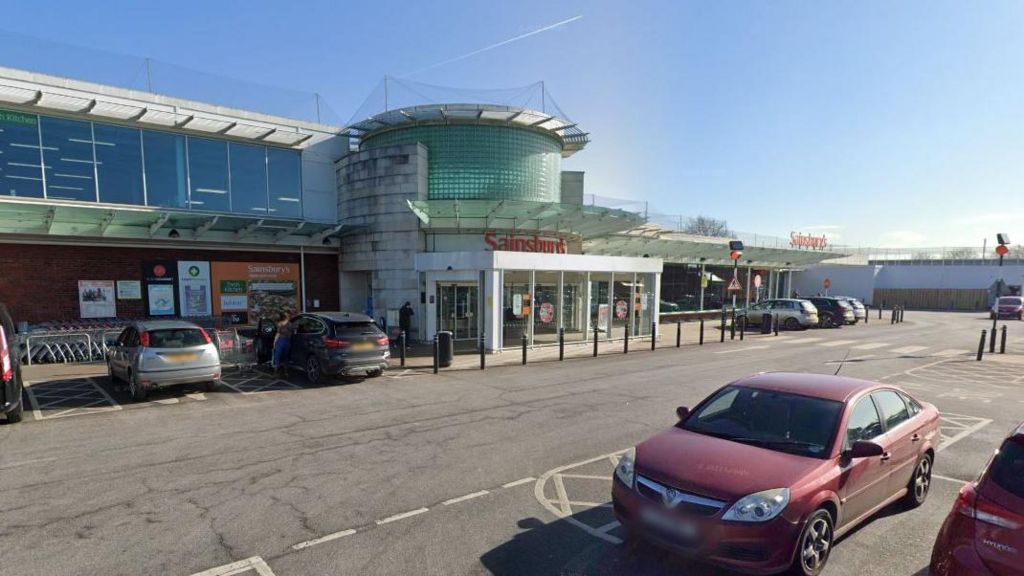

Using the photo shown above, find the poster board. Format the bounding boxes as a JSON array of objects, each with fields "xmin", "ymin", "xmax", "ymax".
[
  {"xmin": 143, "ymin": 260, "xmax": 177, "ymax": 316},
  {"xmin": 177, "ymin": 261, "xmax": 212, "ymax": 317},
  {"xmin": 211, "ymin": 262, "xmax": 301, "ymax": 323},
  {"xmin": 78, "ymin": 280, "xmax": 116, "ymax": 318},
  {"xmin": 116, "ymin": 280, "xmax": 141, "ymax": 300}
]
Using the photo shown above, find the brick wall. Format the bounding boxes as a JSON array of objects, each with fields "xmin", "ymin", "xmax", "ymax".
[{"xmin": 0, "ymin": 243, "xmax": 339, "ymax": 324}]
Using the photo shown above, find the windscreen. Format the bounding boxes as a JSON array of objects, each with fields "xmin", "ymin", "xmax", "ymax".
[
  {"xmin": 333, "ymin": 321, "xmax": 384, "ymax": 339},
  {"xmin": 998, "ymin": 297, "xmax": 1023, "ymax": 306},
  {"xmin": 148, "ymin": 328, "xmax": 207, "ymax": 349}
]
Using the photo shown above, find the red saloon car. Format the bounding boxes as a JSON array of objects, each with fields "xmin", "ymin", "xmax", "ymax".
[
  {"xmin": 612, "ymin": 372, "xmax": 941, "ymax": 576},
  {"xmin": 930, "ymin": 422, "xmax": 1024, "ymax": 575}
]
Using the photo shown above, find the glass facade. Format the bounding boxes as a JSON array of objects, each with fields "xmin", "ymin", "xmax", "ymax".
[
  {"xmin": 0, "ymin": 108, "xmax": 303, "ymax": 217},
  {"xmin": 362, "ymin": 124, "xmax": 561, "ymax": 202}
]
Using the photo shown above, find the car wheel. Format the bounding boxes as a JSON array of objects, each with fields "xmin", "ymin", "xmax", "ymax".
[
  {"xmin": 791, "ymin": 509, "xmax": 833, "ymax": 576},
  {"xmin": 128, "ymin": 371, "xmax": 148, "ymax": 402},
  {"xmin": 5, "ymin": 374, "xmax": 23, "ymax": 424},
  {"xmin": 1018, "ymin": 312, "xmax": 1022, "ymax": 321},
  {"xmin": 306, "ymin": 355, "xmax": 323, "ymax": 385},
  {"xmin": 367, "ymin": 369, "xmax": 384, "ymax": 378},
  {"xmin": 107, "ymin": 361, "xmax": 118, "ymax": 383},
  {"xmin": 903, "ymin": 453, "xmax": 933, "ymax": 509},
  {"xmin": 784, "ymin": 317, "xmax": 801, "ymax": 331},
  {"xmin": 203, "ymin": 380, "xmax": 218, "ymax": 392},
  {"xmin": 821, "ymin": 315, "xmax": 834, "ymax": 329}
]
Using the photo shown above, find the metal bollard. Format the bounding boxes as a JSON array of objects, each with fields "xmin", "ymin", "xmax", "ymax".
[
  {"xmin": 399, "ymin": 330, "xmax": 406, "ymax": 368},
  {"xmin": 594, "ymin": 325, "xmax": 599, "ymax": 357},
  {"xmin": 900, "ymin": 307, "xmax": 905, "ymax": 323},
  {"xmin": 720, "ymin": 310, "xmax": 726, "ymax": 343},
  {"xmin": 864, "ymin": 306, "xmax": 869, "ymax": 325},
  {"xmin": 559, "ymin": 327, "xmax": 565, "ymax": 361},
  {"xmin": 651, "ymin": 321, "xmax": 657, "ymax": 351},
  {"xmin": 878, "ymin": 305, "xmax": 883, "ymax": 320},
  {"xmin": 891, "ymin": 309, "xmax": 896, "ymax": 325},
  {"xmin": 433, "ymin": 334, "xmax": 439, "ymax": 374},
  {"xmin": 676, "ymin": 321, "xmax": 682, "ymax": 348},
  {"xmin": 1000, "ymin": 325, "xmax": 1007, "ymax": 354},
  {"xmin": 977, "ymin": 330, "xmax": 986, "ymax": 361},
  {"xmin": 774, "ymin": 314, "xmax": 779, "ymax": 336},
  {"xmin": 522, "ymin": 333, "xmax": 528, "ymax": 365},
  {"xmin": 740, "ymin": 316, "xmax": 745, "ymax": 340},
  {"xmin": 624, "ymin": 323, "xmax": 630, "ymax": 354},
  {"xmin": 730, "ymin": 312, "xmax": 736, "ymax": 340},
  {"xmin": 989, "ymin": 322, "xmax": 997, "ymax": 354},
  {"xmin": 479, "ymin": 334, "xmax": 486, "ymax": 370},
  {"xmin": 700, "ymin": 319, "xmax": 705, "ymax": 345}
]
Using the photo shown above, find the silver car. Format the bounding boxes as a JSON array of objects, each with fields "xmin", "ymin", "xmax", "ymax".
[
  {"xmin": 834, "ymin": 296, "xmax": 867, "ymax": 323},
  {"xmin": 107, "ymin": 320, "xmax": 221, "ymax": 401},
  {"xmin": 738, "ymin": 298, "xmax": 819, "ymax": 330}
]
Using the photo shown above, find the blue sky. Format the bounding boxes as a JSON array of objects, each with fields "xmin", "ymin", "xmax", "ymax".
[{"xmin": 3, "ymin": 0, "xmax": 1023, "ymax": 249}]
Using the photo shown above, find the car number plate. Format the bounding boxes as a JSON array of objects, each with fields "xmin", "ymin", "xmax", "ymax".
[
  {"xmin": 164, "ymin": 352, "xmax": 199, "ymax": 362},
  {"xmin": 352, "ymin": 342, "xmax": 376, "ymax": 351},
  {"xmin": 640, "ymin": 508, "xmax": 698, "ymax": 540}
]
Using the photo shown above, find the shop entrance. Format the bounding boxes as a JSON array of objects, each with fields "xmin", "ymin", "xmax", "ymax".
[{"xmin": 437, "ymin": 283, "xmax": 479, "ymax": 340}]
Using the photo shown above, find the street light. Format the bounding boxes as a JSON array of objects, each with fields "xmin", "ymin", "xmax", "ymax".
[{"xmin": 991, "ymin": 234, "xmax": 1010, "ymax": 350}]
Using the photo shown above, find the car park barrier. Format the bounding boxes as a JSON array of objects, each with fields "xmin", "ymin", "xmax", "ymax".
[
  {"xmin": 1000, "ymin": 325, "xmax": 1007, "ymax": 354},
  {"xmin": 977, "ymin": 330, "xmax": 986, "ymax": 361}
]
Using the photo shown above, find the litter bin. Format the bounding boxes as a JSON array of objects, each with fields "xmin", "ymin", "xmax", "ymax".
[
  {"xmin": 437, "ymin": 331, "xmax": 454, "ymax": 368},
  {"xmin": 761, "ymin": 313, "xmax": 773, "ymax": 334}
]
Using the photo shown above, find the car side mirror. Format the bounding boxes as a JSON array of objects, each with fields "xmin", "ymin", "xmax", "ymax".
[
  {"xmin": 847, "ymin": 440, "xmax": 884, "ymax": 459},
  {"xmin": 676, "ymin": 406, "xmax": 690, "ymax": 421}
]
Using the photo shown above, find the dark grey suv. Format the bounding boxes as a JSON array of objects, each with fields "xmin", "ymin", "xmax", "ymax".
[
  {"xmin": 0, "ymin": 303, "xmax": 24, "ymax": 423},
  {"xmin": 285, "ymin": 312, "xmax": 390, "ymax": 384}
]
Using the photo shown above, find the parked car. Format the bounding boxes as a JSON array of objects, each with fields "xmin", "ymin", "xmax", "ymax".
[
  {"xmin": 107, "ymin": 320, "xmax": 222, "ymax": 401},
  {"xmin": 0, "ymin": 302, "xmax": 24, "ymax": 423},
  {"xmin": 930, "ymin": 421, "xmax": 1024, "ymax": 576},
  {"xmin": 834, "ymin": 296, "xmax": 867, "ymax": 323},
  {"xmin": 807, "ymin": 297, "xmax": 855, "ymax": 328},
  {"xmin": 612, "ymin": 372, "xmax": 940, "ymax": 576},
  {"xmin": 738, "ymin": 299, "xmax": 819, "ymax": 330},
  {"xmin": 285, "ymin": 312, "xmax": 390, "ymax": 384},
  {"xmin": 990, "ymin": 296, "xmax": 1024, "ymax": 320}
]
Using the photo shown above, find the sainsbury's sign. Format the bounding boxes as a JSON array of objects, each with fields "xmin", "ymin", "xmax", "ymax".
[
  {"xmin": 484, "ymin": 232, "xmax": 567, "ymax": 254},
  {"xmin": 790, "ymin": 232, "xmax": 828, "ymax": 250}
]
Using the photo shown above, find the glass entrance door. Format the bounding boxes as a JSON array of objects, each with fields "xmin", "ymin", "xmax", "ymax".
[{"xmin": 438, "ymin": 284, "xmax": 479, "ymax": 340}]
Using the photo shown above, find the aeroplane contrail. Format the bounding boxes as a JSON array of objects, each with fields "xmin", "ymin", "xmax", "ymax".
[{"xmin": 404, "ymin": 15, "xmax": 583, "ymax": 76}]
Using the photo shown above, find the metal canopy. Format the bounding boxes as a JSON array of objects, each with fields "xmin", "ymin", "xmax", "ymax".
[
  {"xmin": 0, "ymin": 197, "xmax": 354, "ymax": 247},
  {"xmin": 584, "ymin": 231, "xmax": 845, "ymax": 268},
  {"xmin": 407, "ymin": 199, "xmax": 644, "ymax": 239},
  {"xmin": 346, "ymin": 103, "xmax": 590, "ymax": 157}
]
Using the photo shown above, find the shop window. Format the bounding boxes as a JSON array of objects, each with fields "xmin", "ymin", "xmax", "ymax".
[
  {"xmin": 95, "ymin": 124, "xmax": 144, "ymax": 206},
  {"xmin": 0, "ymin": 109, "xmax": 44, "ymax": 198},
  {"xmin": 187, "ymin": 137, "xmax": 230, "ymax": 212},
  {"xmin": 229, "ymin": 143, "xmax": 269, "ymax": 215},
  {"xmin": 41, "ymin": 116, "xmax": 96, "ymax": 202},
  {"xmin": 268, "ymin": 148, "xmax": 302, "ymax": 218},
  {"xmin": 143, "ymin": 131, "xmax": 188, "ymax": 209}
]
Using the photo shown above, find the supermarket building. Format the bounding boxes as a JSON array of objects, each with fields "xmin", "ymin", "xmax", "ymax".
[{"xmin": 0, "ymin": 66, "xmax": 841, "ymax": 351}]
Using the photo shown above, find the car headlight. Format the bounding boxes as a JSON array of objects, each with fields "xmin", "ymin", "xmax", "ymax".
[
  {"xmin": 722, "ymin": 488, "xmax": 790, "ymax": 522},
  {"xmin": 615, "ymin": 447, "xmax": 636, "ymax": 488}
]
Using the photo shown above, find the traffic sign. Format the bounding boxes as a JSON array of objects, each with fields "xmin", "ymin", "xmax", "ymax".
[
  {"xmin": 996, "ymin": 244, "xmax": 1009, "ymax": 256},
  {"xmin": 727, "ymin": 276, "xmax": 742, "ymax": 292},
  {"xmin": 729, "ymin": 250, "xmax": 742, "ymax": 261},
  {"xmin": 700, "ymin": 275, "xmax": 709, "ymax": 288},
  {"xmin": 823, "ymin": 278, "xmax": 832, "ymax": 290}
]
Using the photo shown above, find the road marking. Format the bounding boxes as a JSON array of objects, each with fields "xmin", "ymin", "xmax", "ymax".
[
  {"xmin": 553, "ymin": 474, "xmax": 572, "ymax": 515},
  {"xmin": 290, "ymin": 529, "xmax": 357, "ymax": 551},
  {"xmin": 713, "ymin": 345, "xmax": 770, "ymax": 354},
  {"xmin": 0, "ymin": 456, "xmax": 58, "ymax": 470},
  {"xmin": 534, "ymin": 449, "xmax": 629, "ymax": 545},
  {"xmin": 560, "ymin": 474, "xmax": 612, "ymax": 481},
  {"xmin": 442, "ymin": 490, "xmax": 490, "ymax": 506},
  {"xmin": 189, "ymin": 556, "xmax": 276, "ymax": 576},
  {"xmin": 939, "ymin": 413, "xmax": 993, "ymax": 452},
  {"xmin": 376, "ymin": 507, "xmax": 429, "ymax": 525},
  {"xmin": 892, "ymin": 345, "xmax": 928, "ymax": 354},
  {"xmin": 852, "ymin": 342, "xmax": 891, "ymax": 350},
  {"xmin": 150, "ymin": 398, "xmax": 179, "ymax": 405},
  {"xmin": 818, "ymin": 340, "xmax": 858, "ymax": 348},
  {"xmin": 934, "ymin": 349, "xmax": 968, "ymax": 357},
  {"xmin": 25, "ymin": 377, "xmax": 122, "ymax": 420},
  {"xmin": 932, "ymin": 473, "xmax": 970, "ymax": 485},
  {"xmin": 596, "ymin": 520, "xmax": 621, "ymax": 533},
  {"xmin": 784, "ymin": 337, "xmax": 823, "ymax": 344},
  {"xmin": 825, "ymin": 354, "xmax": 877, "ymax": 364},
  {"xmin": 501, "ymin": 477, "xmax": 536, "ymax": 488}
]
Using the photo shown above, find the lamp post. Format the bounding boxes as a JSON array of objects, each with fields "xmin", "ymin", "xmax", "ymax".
[{"xmin": 728, "ymin": 240, "xmax": 744, "ymax": 309}]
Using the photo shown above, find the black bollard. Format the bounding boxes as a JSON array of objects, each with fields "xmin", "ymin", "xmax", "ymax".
[
  {"xmin": 399, "ymin": 330, "xmax": 406, "ymax": 368},
  {"xmin": 1000, "ymin": 325, "xmax": 1007, "ymax": 354},
  {"xmin": 774, "ymin": 314, "xmax": 780, "ymax": 336},
  {"xmin": 479, "ymin": 334, "xmax": 485, "ymax": 370},
  {"xmin": 878, "ymin": 304, "xmax": 883, "ymax": 320},
  {"xmin": 989, "ymin": 322, "xmax": 997, "ymax": 354},
  {"xmin": 891, "ymin": 309, "xmax": 896, "ymax": 325},
  {"xmin": 624, "ymin": 323, "xmax": 630, "ymax": 354},
  {"xmin": 730, "ymin": 310, "xmax": 736, "ymax": 340},
  {"xmin": 593, "ymin": 325, "xmax": 599, "ymax": 357},
  {"xmin": 433, "ymin": 334, "xmax": 439, "ymax": 374},
  {"xmin": 740, "ymin": 316, "xmax": 745, "ymax": 340},
  {"xmin": 977, "ymin": 330, "xmax": 986, "ymax": 361},
  {"xmin": 699, "ymin": 319, "xmax": 705, "ymax": 345},
  {"xmin": 651, "ymin": 321, "xmax": 657, "ymax": 351},
  {"xmin": 559, "ymin": 327, "xmax": 565, "ymax": 361},
  {"xmin": 864, "ymin": 306, "xmax": 869, "ymax": 325},
  {"xmin": 720, "ymin": 310, "xmax": 726, "ymax": 343},
  {"xmin": 900, "ymin": 307, "xmax": 905, "ymax": 323},
  {"xmin": 522, "ymin": 333, "xmax": 528, "ymax": 365},
  {"xmin": 676, "ymin": 321, "xmax": 682, "ymax": 348}
]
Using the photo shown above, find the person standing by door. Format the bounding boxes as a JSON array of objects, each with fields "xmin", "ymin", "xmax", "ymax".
[
  {"xmin": 399, "ymin": 302, "xmax": 414, "ymax": 348},
  {"xmin": 272, "ymin": 312, "xmax": 293, "ymax": 377}
]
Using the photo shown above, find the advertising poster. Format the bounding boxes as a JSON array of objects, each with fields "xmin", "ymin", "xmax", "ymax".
[
  {"xmin": 597, "ymin": 304, "xmax": 610, "ymax": 332},
  {"xmin": 211, "ymin": 262, "xmax": 301, "ymax": 323},
  {"xmin": 116, "ymin": 280, "xmax": 141, "ymax": 300},
  {"xmin": 143, "ymin": 260, "xmax": 177, "ymax": 316},
  {"xmin": 78, "ymin": 280, "xmax": 116, "ymax": 319},
  {"xmin": 177, "ymin": 261, "xmax": 212, "ymax": 317}
]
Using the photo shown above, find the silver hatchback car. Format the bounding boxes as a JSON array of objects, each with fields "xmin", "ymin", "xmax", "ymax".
[
  {"xmin": 107, "ymin": 320, "xmax": 221, "ymax": 401},
  {"xmin": 738, "ymin": 298, "xmax": 819, "ymax": 330}
]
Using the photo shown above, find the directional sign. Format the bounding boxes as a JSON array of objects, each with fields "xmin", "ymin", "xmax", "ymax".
[
  {"xmin": 996, "ymin": 245, "xmax": 1009, "ymax": 256},
  {"xmin": 727, "ymin": 276, "xmax": 743, "ymax": 292},
  {"xmin": 823, "ymin": 278, "xmax": 832, "ymax": 290}
]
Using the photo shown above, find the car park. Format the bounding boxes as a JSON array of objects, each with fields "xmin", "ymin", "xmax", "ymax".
[
  {"xmin": 738, "ymin": 299, "xmax": 819, "ymax": 330},
  {"xmin": 834, "ymin": 296, "xmax": 867, "ymax": 323},
  {"xmin": 807, "ymin": 297, "xmax": 855, "ymax": 328},
  {"xmin": 930, "ymin": 421, "xmax": 1024, "ymax": 576},
  {"xmin": 612, "ymin": 372, "xmax": 939, "ymax": 576},
  {"xmin": 107, "ymin": 320, "xmax": 222, "ymax": 401},
  {"xmin": 0, "ymin": 302, "xmax": 24, "ymax": 423},
  {"xmin": 285, "ymin": 312, "xmax": 390, "ymax": 384},
  {"xmin": 990, "ymin": 296, "xmax": 1023, "ymax": 320}
]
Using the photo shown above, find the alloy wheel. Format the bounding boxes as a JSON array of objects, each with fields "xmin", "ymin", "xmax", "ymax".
[
  {"xmin": 914, "ymin": 457, "xmax": 931, "ymax": 501},
  {"xmin": 801, "ymin": 515, "xmax": 832, "ymax": 574},
  {"xmin": 306, "ymin": 356, "xmax": 322, "ymax": 385}
]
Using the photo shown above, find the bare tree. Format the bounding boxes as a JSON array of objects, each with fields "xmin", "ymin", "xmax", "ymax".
[
  {"xmin": 683, "ymin": 215, "xmax": 734, "ymax": 238},
  {"xmin": 944, "ymin": 247, "xmax": 978, "ymax": 259}
]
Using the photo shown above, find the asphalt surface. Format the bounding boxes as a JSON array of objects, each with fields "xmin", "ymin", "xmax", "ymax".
[{"xmin": 1, "ymin": 311, "xmax": 1022, "ymax": 576}]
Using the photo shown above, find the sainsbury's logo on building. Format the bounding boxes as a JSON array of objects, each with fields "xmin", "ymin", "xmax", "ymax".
[
  {"xmin": 248, "ymin": 264, "xmax": 291, "ymax": 274},
  {"xmin": 790, "ymin": 232, "xmax": 828, "ymax": 250},
  {"xmin": 484, "ymin": 232, "xmax": 567, "ymax": 254}
]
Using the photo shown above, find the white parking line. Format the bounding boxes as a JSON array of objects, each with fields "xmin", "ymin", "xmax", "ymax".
[
  {"xmin": 442, "ymin": 490, "xmax": 490, "ymax": 506},
  {"xmin": 376, "ymin": 507, "xmax": 429, "ymax": 525},
  {"xmin": 932, "ymin": 473, "xmax": 970, "ymax": 485},
  {"xmin": 784, "ymin": 337, "xmax": 823, "ymax": 344},
  {"xmin": 714, "ymin": 345, "xmax": 770, "ymax": 354},
  {"xmin": 934, "ymin": 349, "xmax": 968, "ymax": 357},
  {"xmin": 291, "ymin": 529, "xmax": 357, "ymax": 551},
  {"xmin": 939, "ymin": 413, "xmax": 993, "ymax": 452},
  {"xmin": 852, "ymin": 342, "xmax": 891, "ymax": 350},
  {"xmin": 819, "ymin": 340, "xmax": 858, "ymax": 348},
  {"xmin": 189, "ymin": 556, "xmax": 276, "ymax": 576},
  {"xmin": 560, "ymin": 474, "xmax": 612, "ymax": 481},
  {"xmin": 501, "ymin": 477, "xmax": 536, "ymax": 488},
  {"xmin": 892, "ymin": 345, "xmax": 928, "ymax": 354}
]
